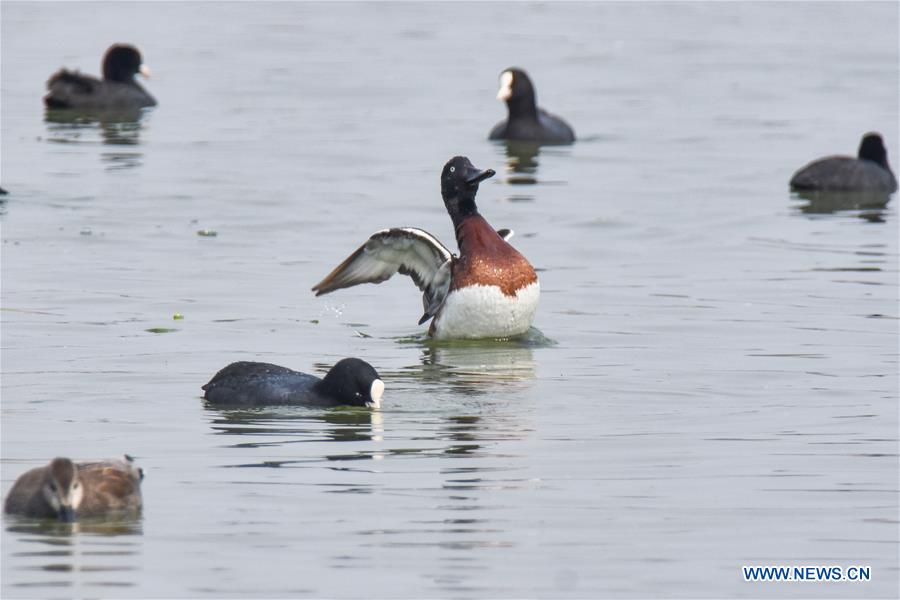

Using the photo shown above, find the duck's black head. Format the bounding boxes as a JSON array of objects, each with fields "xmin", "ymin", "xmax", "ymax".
[
  {"xmin": 497, "ymin": 68, "xmax": 538, "ymax": 119},
  {"xmin": 440, "ymin": 156, "xmax": 495, "ymax": 222},
  {"xmin": 858, "ymin": 132, "xmax": 891, "ymax": 170},
  {"xmin": 320, "ymin": 358, "xmax": 384, "ymax": 409},
  {"xmin": 103, "ymin": 44, "xmax": 150, "ymax": 83}
]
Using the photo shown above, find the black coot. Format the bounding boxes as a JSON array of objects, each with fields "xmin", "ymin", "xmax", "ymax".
[{"xmin": 44, "ymin": 44, "xmax": 156, "ymax": 110}]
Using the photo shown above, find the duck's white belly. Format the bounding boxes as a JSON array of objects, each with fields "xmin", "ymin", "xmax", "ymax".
[{"xmin": 432, "ymin": 281, "xmax": 540, "ymax": 340}]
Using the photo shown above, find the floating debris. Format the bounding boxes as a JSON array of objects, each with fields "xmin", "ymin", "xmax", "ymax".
[
  {"xmin": 173, "ymin": 313, "xmax": 184, "ymax": 320},
  {"xmin": 197, "ymin": 229, "xmax": 217, "ymax": 237},
  {"xmin": 146, "ymin": 327, "xmax": 178, "ymax": 334}
]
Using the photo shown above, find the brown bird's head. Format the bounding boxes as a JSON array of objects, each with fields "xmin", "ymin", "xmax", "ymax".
[{"xmin": 42, "ymin": 458, "xmax": 83, "ymax": 522}]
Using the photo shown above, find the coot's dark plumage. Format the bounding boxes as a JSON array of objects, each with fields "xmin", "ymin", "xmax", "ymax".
[
  {"xmin": 4, "ymin": 456, "xmax": 143, "ymax": 521},
  {"xmin": 790, "ymin": 133, "xmax": 897, "ymax": 193},
  {"xmin": 202, "ymin": 358, "xmax": 384, "ymax": 408},
  {"xmin": 44, "ymin": 44, "xmax": 156, "ymax": 110},
  {"xmin": 489, "ymin": 68, "xmax": 575, "ymax": 145}
]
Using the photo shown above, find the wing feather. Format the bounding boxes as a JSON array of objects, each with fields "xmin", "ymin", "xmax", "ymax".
[{"xmin": 312, "ymin": 228, "xmax": 453, "ymax": 323}]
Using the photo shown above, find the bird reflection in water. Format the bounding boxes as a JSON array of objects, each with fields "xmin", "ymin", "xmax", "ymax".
[
  {"xmin": 502, "ymin": 140, "xmax": 542, "ymax": 186},
  {"xmin": 791, "ymin": 190, "xmax": 892, "ymax": 223},
  {"xmin": 408, "ymin": 338, "xmax": 539, "ymax": 455},
  {"xmin": 207, "ymin": 406, "xmax": 381, "ymax": 448},
  {"xmin": 206, "ymin": 405, "xmax": 385, "ymax": 469},
  {"xmin": 3, "ymin": 515, "xmax": 142, "ymax": 590},
  {"xmin": 44, "ymin": 108, "xmax": 147, "ymax": 170},
  {"xmin": 5, "ymin": 514, "xmax": 143, "ymax": 537},
  {"xmin": 439, "ymin": 415, "xmax": 486, "ymax": 456},
  {"xmin": 412, "ymin": 335, "xmax": 539, "ymax": 397}
]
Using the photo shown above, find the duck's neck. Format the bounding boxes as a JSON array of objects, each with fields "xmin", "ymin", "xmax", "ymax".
[
  {"xmin": 507, "ymin": 94, "xmax": 538, "ymax": 121},
  {"xmin": 445, "ymin": 195, "xmax": 479, "ymax": 233},
  {"xmin": 858, "ymin": 141, "xmax": 891, "ymax": 171},
  {"xmin": 104, "ymin": 71, "xmax": 135, "ymax": 84}
]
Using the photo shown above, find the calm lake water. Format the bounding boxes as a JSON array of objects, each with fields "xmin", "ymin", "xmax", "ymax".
[{"xmin": 1, "ymin": 2, "xmax": 898, "ymax": 598}]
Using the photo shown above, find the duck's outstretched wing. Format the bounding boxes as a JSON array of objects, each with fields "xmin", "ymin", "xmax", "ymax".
[{"xmin": 312, "ymin": 228, "xmax": 454, "ymax": 324}]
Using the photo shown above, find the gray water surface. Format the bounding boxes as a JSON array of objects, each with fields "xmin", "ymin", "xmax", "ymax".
[{"xmin": 1, "ymin": 2, "xmax": 898, "ymax": 598}]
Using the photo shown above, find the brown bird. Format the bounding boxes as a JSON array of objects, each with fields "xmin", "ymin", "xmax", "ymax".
[{"xmin": 4, "ymin": 456, "xmax": 143, "ymax": 521}]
